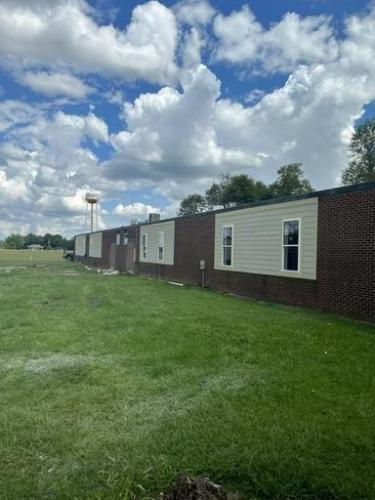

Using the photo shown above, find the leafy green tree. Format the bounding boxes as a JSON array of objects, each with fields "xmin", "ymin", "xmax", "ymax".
[
  {"xmin": 205, "ymin": 182, "xmax": 224, "ymax": 209},
  {"xmin": 64, "ymin": 238, "xmax": 74, "ymax": 251},
  {"xmin": 179, "ymin": 165, "xmax": 313, "ymax": 215},
  {"xmin": 24, "ymin": 233, "xmax": 43, "ymax": 247},
  {"xmin": 342, "ymin": 119, "xmax": 375, "ymax": 184},
  {"xmin": 270, "ymin": 163, "xmax": 314, "ymax": 197},
  {"xmin": 2, "ymin": 232, "xmax": 73, "ymax": 250},
  {"xmin": 42, "ymin": 233, "xmax": 52, "ymax": 249},
  {"xmin": 49, "ymin": 234, "xmax": 65, "ymax": 249},
  {"xmin": 178, "ymin": 194, "xmax": 207, "ymax": 216},
  {"xmin": 221, "ymin": 174, "xmax": 270, "ymax": 206},
  {"xmin": 4, "ymin": 234, "xmax": 25, "ymax": 249},
  {"xmin": 41, "ymin": 233, "xmax": 72, "ymax": 249},
  {"xmin": 204, "ymin": 173, "xmax": 271, "ymax": 208}
]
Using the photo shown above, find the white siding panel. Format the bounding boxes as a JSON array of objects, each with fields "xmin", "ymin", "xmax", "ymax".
[
  {"xmin": 214, "ymin": 198, "xmax": 318, "ymax": 279},
  {"xmin": 75, "ymin": 234, "xmax": 86, "ymax": 257},
  {"xmin": 140, "ymin": 221, "xmax": 175, "ymax": 265},
  {"xmin": 89, "ymin": 232, "xmax": 102, "ymax": 258}
]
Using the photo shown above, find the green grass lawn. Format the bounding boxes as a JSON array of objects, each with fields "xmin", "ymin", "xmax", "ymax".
[
  {"xmin": 0, "ymin": 249, "xmax": 64, "ymax": 267},
  {"xmin": 0, "ymin": 250, "xmax": 374, "ymax": 499}
]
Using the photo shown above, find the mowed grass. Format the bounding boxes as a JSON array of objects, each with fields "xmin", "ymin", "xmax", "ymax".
[
  {"xmin": 0, "ymin": 249, "xmax": 64, "ymax": 267},
  {"xmin": 0, "ymin": 250, "xmax": 374, "ymax": 499}
]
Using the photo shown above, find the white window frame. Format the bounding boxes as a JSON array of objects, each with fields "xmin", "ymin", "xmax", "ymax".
[
  {"xmin": 142, "ymin": 233, "xmax": 148, "ymax": 260},
  {"xmin": 281, "ymin": 218, "xmax": 301, "ymax": 273},
  {"xmin": 158, "ymin": 231, "xmax": 164, "ymax": 262},
  {"xmin": 222, "ymin": 224, "xmax": 234, "ymax": 267}
]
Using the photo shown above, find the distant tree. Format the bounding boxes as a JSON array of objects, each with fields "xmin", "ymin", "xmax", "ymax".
[
  {"xmin": 178, "ymin": 165, "xmax": 313, "ymax": 215},
  {"xmin": 64, "ymin": 238, "xmax": 74, "ymax": 251},
  {"xmin": 270, "ymin": 163, "xmax": 314, "ymax": 197},
  {"xmin": 205, "ymin": 182, "xmax": 224, "ymax": 209},
  {"xmin": 4, "ymin": 234, "xmax": 25, "ymax": 249},
  {"xmin": 204, "ymin": 174, "xmax": 271, "ymax": 208},
  {"xmin": 221, "ymin": 174, "xmax": 271, "ymax": 206},
  {"xmin": 178, "ymin": 194, "xmax": 207, "ymax": 216},
  {"xmin": 42, "ymin": 233, "xmax": 52, "ymax": 249},
  {"xmin": 342, "ymin": 119, "xmax": 375, "ymax": 184},
  {"xmin": 24, "ymin": 233, "xmax": 43, "ymax": 247},
  {"xmin": 49, "ymin": 234, "xmax": 65, "ymax": 249},
  {"xmin": 2, "ymin": 232, "xmax": 73, "ymax": 250}
]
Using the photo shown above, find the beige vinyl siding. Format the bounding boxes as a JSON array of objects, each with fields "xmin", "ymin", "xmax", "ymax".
[
  {"xmin": 75, "ymin": 234, "xmax": 86, "ymax": 257},
  {"xmin": 214, "ymin": 198, "xmax": 318, "ymax": 279},
  {"xmin": 89, "ymin": 232, "xmax": 102, "ymax": 258},
  {"xmin": 140, "ymin": 221, "xmax": 175, "ymax": 265}
]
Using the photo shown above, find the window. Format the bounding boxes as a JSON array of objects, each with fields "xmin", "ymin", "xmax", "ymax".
[
  {"xmin": 282, "ymin": 219, "xmax": 300, "ymax": 272},
  {"xmin": 116, "ymin": 233, "xmax": 120, "ymax": 245},
  {"xmin": 158, "ymin": 231, "xmax": 164, "ymax": 261},
  {"xmin": 142, "ymin": 233, "xmax": 147, "ymax": 259},
  {"xmin": 222, "ymin": 225, "xmax": 233, "ymax": 266}
]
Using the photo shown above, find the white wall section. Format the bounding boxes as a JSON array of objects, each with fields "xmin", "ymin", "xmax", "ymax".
[
  {"xmin": 214, "ymin": 198, "xmax": 318, "ymax": 279},
  {"xmin": 140, "ymin": 221, "xmax": 175, "ymax": 265},
  {"xmin": 89, "ymin": 232, "xmax": 102, "ymax": 258},
  {"xmin": 75, "ymin": 234, "xmax": 86, "ymax": 257}
]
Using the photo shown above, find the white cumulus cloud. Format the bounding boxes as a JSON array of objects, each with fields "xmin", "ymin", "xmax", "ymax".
[
  {"xmin": 113, "ymin": 202, "xmax": 160, "ymax": 217},
  {"xmin": 213, "ymin": 6, "xmax": 338, "ymax": 73},
  {"xmin": 0, "ymin": 170, "xmax": 28, "ymax": 203},
  {"xmin": 0, "ymin": 0, "xmax": 178, "ymax": 85},
  {"xmin": 174, "ymin": 0, "xmax": 215, "ymax": 26},
  {"xmin": 84, "ymin": 111, "xmax": 109, "ymax": 144},
  {"xmin": 19, "ymin": 71, "xmax": 93, "ymax": 99},
  {"xmin": 1, "ymin": 2, "xmax": 375, "ymax": 237}
]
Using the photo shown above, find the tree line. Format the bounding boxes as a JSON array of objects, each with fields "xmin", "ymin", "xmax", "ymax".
[
  {"xmin": 0, "ymin": 233, "xmax": 74, "ymax": 250},
  {"xmin": 179, "ymin": 162, "xmax": 314, "ymax": 216},
  {"xmin": 179, "ymin": 118, "xmax": 375, "ymax": 216}
]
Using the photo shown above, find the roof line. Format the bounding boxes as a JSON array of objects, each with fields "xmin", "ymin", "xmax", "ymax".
[
  {"xmin": 74, "ymin": 181, "xmax": 375, "ymax": 235},
  {"xmin": 140, "ymin": 180, "xmax": 375, "ymax": 226}
]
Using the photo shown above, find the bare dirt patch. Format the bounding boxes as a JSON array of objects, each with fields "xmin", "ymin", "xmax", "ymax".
[{"xmin": 161, "ymin": 475, "xmax": 239, "ymax": 500}]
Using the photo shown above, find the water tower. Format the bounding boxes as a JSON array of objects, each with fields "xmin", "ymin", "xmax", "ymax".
[{"xmin": 85, "ymin": 192, "xmax": 99, "ymax": 232}]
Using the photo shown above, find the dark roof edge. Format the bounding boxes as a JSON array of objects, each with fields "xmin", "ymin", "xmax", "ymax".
[
  {"xmin": 74, "ymin": 226, "xmax": 126, "ymax": 238},
  {"xmin": 74, "ymin": 181, "xmax": 375, "ymax": 235},
  {"xmin": 140, "ymin": 180, "xmax": 375, "ymax": 226}
]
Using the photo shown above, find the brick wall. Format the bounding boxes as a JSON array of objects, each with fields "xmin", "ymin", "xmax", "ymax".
[
  {"xmin": 316, "ymin": 188, "xmax": 375, "ymax": 321},
  {"xmin": 85, "ymin": 229, "xmax": 117, "ymax": 268},
  {"xmin": 74, "ymin": 229, "xmax": 118, "ymax": 268},
  {"xmin": 137, "ymin": 187, "xmax": 374, "ymax": 321},
  {"xmin": 137, "ymin": 214, "xmax": 215, "ymax": 285},
  {"xmin": 210, "ymin": 271, "xmax": 318, "ymax": 308},
  {"xmin": 138, "ymin": 213, "xmax": 319, "ymax": 309}
]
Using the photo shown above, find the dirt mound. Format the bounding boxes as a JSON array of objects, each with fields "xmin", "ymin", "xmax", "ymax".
[{"xmin": 160, "ymin": 475, "xmax": 239, "ymax": 500}]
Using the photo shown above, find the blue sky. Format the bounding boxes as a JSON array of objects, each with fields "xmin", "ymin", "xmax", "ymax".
[{"xmin": 0, "ymin": 0, "xmax": 374, "ymax": 237}]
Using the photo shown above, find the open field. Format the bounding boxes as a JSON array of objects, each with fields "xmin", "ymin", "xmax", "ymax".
[
  {"xmin": 0, "ymin": 250, "xmax": 374, "ymax": 499},
  {"xmin": 0, "ymin": 249, "xmax": 64, "ymax": 267}
]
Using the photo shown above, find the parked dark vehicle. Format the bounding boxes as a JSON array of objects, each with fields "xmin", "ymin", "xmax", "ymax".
[{"xmin": 63, "ymin": 250, "xmax": 74, "ymax": 261}]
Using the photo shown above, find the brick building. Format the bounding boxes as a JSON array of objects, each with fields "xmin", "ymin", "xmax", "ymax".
[{"xmin": 74, "ymin": 182, "xmax": 375, "ymax": 322}]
